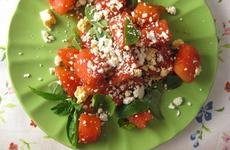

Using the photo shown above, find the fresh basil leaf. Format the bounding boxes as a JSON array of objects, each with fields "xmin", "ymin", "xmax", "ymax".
[
  {"xmin": 166, "ymin": 75, "xmax": 183, "ymax": 90},
  {"xmin": 67, "ymin": 110, "xmax": 78, "ymax": 148},
  {"xmin": 118, "ymin": 118, "xmax": 136, "ymax": 130},
  {"xmin": 85, "ymin": 5, "xmax": 107, "ymax": 28},
  {"xmin": 48, "ymin": 81, "xmax": 66, "ymax": 95},
  {"xmin": 51, "ymin": 102, "xmax": 72, "ymax": 115},
  {"xmin": 143, "ymin": 89, "xmax": 164, "ymax": 120},
  {"xmin": 72, "ymin": 102, "xmax": 83, "ymax": 111},
  {"xmin": 147, "ymin": 79, "xmax": 164, "ymax": 93},
  {"xmin": 92, "ymin": 94, "xmax": 115, "ymax": 116},
  {"xmin": 115, "ymin": 99, "xmax": 149, "ymax": 118},
  {"xmin": 91, "ymin": 26, "xmax": 111, "ymax": 40},
  {"xmin": 71, "ymin": 31, "xmax": 82, "ymax": 50},
  {"xmin": 124, "ymin": 17, "xmax": 140, "ymax": 45},
  {"xmin": 126, "ymin": 0, "xmax": 138, "ymax": 10},
  {"xmin": 29, "ymin": 86, "xmax": 68, "ymax": 100}
]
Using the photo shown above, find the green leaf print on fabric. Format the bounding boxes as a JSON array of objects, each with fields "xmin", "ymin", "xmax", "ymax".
[
  {"xmin": 217, "ymin": 21, "xmax": 230, "ymax": 62},
  {"xmin": 19, "ymin": 139, "xmax": 36, "ymax": 150},
  {"xmin": 0, "ymin": 46, "xmax": 6, "ymax": 61},
  {"xmin": 0, "ymin": 81, "xmax": 16, "ymax": 123}
]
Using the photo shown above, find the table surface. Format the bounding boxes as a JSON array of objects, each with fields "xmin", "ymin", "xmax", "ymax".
[{"xmin": 1, "ymin": 0, "xmax": 230, "ymax": 150}]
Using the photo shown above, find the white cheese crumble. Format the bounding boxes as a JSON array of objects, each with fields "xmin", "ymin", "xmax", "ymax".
[
  {"xmin": 54, "ymin": 55, "xmax": 62, "ymax": 66},
  {"xmin": 74, "ymin": 86, "xmax": 89, "ymax": 103},
  {"xmin": 176, "ymin": 110, "xmax": 181, "ymax": 116},
  {"xmin": 166, "ymin": 6, "xmax": 177, "ymax": 15},
  {"xmin": 41, "ymin": 30, "xmax": 55, "ymax": 43},
  {"xmin": 38, "ymin": 78, "xmax": 43, "ymax": 81},
  {"xmin": 173, "ymin": 97, "xmax": 183, "ymax": 106},
  {"xmin": 187, "ymin": 102, "xmax": 192, "ymax": 106},
  {"xmin": 96, "ymin": 108, "xmax": 108, "ymax": 121},
  {"xmin": 39, "ymin": 9, "xmax": 56, "ymax": 31},
  {"xmin": 77, "ymin": 17, "xmax": 91, "ymax": 33},
  {"xmin": 23, "ymin": 74, "xmax": 31, "ymax": 78},
  {"xmin": 168, "ymin": 103, "xmax": 175, "ymax": 109},
  {"xmin": 123, "ymin": 97, "xmax": 135, "ymax": 104}
]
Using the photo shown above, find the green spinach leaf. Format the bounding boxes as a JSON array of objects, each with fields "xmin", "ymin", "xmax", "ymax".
[
  {"xmin": 29, "ymin": 86, "xmax": 68, "ymax": 100},
  {"xmin": 115, "ymin": 99, "xmax": 149, "ymax": 118},
  {"xmin": 48, "ymin": 81, "xmax": 66, "ymax": 95},
  {"xmin": 71, "ymin": 31, "xmax": 82, "ymax": 50},
  {"xmin": 126, "ymin": 0, "xmax": 138, "ymax": 10},
  {"xmin": 143, "ymin": 89, "xmax": 164, "ymax": 120},
  {"xmin": 118, "ymin": 118, "xmax": 136, "ymax": 130},
  {"xmin": 85, "ymin": 5, "xmax": 107, "ymax": 28},
  {"xmin": 90, "ymin": 26, "xmax": 111, "ymax": 40},
  {"xmin": 67, "ymin": 110, "xmax": 78, "ymax": 149},
  {"xmin": 166, "ymin": 75, "xmax": 183, "ymax": 90},
  {"xmin": 124, "ymin": 18, "xmax": 140, "ymax": 45},
  {"xmin": 92, "ymin": 94, "xmax": 115, "ymax": 116},
  {"xmin": 51, "ymin": 102, "xmax": 72, "ymax": 115}
]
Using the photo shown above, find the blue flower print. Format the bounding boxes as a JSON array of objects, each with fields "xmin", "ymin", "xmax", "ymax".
[
  {"xmin": 194, "ymin": 140, "xmax": 200, "ymax": 148},
  {"xmin": 190, "ymin": 132, "xmax": 197, "ymax": 140},
  {"xmin": 196, "ymin": 101, "xmax": 213, "ymax": 123}
]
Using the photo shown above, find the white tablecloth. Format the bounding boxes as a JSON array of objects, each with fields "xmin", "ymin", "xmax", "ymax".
[{"xmin": 1, "ymin": 0, "xmax": 230, "ymax": 150}]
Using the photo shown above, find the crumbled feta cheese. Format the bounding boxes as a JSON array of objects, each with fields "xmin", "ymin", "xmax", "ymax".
[
  {"xmin": 194, "ymin": 66, "xmax": 202, "ymax": 77},
  {"xmin": 134, "ymin": 69, "xmax": 142, "ymax": 77},
  {"xmin": 173, "ymin": 97, "xmax": 183, "ymax": 106},
  {"xmin": 41, "ymin": 30, "xmax": 55, "ymax": 43},
  {"xmin": 77, "ymin": 17, "xmax": 91, "ymax": 33},
  {"xmin": 23, "ymin": 74, "xmax": 31, "ymax": 78},
  {"xmin": 171, "ymin": 39, "xmax": 184, "ymax": 49},
  {"xmin": 168, "ymin": 103, "xmax": 175, "ymax": 109},
  {"xmin": 49, "ymin": 68, "xmax": 55, "ymax": 75},
  {"xmin": 39, "ymin": 9, "xmax": 56, "ymax": 31},
  {"xmin": 176, "ymin": 110, "xmax": 181, "ymax": 116},
  {"xmin": 166, "ymin": 6, "xmax": 177, "ymax": 15},
  {"xmin": 38, "ymin": 78, "xmax": 43, "ymax": 81},
  {"xmin": 123, "ymin": 97, "xmax": 135, "ymax": 104},
  {"xmin": 74, "ymin": 86, "xmax": 89, "ymax": 103},
  {"xmin": 54, "ymin": 55, "xmax": 62, "ymax": 66},
  {"xmin": 187, "ymin": 102, "xmax": 192, "ymax": 106},
  {"xmin": 133, "ymin": 85, "xmax": 145, "ymax": 99}
]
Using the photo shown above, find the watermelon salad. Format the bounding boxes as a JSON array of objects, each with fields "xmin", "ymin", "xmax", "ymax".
[{"xmin": 32, "ymin": 0, "xmax": 202, "ymax": 148}]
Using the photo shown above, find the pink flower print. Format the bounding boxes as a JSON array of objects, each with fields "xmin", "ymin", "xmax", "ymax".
[
  {"xmin": 223, "ymin": 134, "xmax": 230, "ymax": 143},
  {"xmin": 30, "ymin": 120, "xmax": 37, "ymax": 128},
  {"xmin": 222, "ymin": 22, "xmax": 226, "ymax": 25},
  {"xmin": 225, "ymin": 27, "xmax": 230, "ymax": 35},
  {"xmin": 224, "ymin": 82, "xmax": 230, "ymax": 92},
  {"xmin": 9, "ymin": 142, "xmax": 18, "ymax": 150},
  {"xmin": 7, "ymin": 87, "xmax": 14, "ymax": 94},
  {"xmin": 222, "ymin": 146, "xmax": 230, "ymax": 150}
]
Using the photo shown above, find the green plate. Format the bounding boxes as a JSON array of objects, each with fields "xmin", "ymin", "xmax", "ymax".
[{"xmin": 7, "ymin": 0, "xmax": 217, "ymax": 149}]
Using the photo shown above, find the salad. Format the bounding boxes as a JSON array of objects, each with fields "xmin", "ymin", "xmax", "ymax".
[{"xmin": 31, "ymin": 0, "xmax": 202, "ymax": 148}]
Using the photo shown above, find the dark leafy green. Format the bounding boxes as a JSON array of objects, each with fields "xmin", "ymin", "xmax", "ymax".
[
  {"xmin": 85, "ymin": 5, "xmax": 107, "ymax": 28},
  {"xmin": 71, "ymin": 31, "xmax": 82, "ymax": 50},
  {"xmin": 143, "ymin": 89, "xmax": 164, "ymax": 120},
  {"xmin": 126, "ymin": 0, "xmax": 138, "ymax": 10},
  {"xmin": 92, "ymin": 94, "xmax": 115, "ymax": 116},
  {"xmin": 29, "ymin": 86, "xmax": 68, "ymax": 100},
  {"xmin": 118, "ymin": 118, "xmax": 136, "ymax": 130},
  {"xmin": 48, "ymin": 81, "xmax": 66, "ymax": 95},
  {"xmin": 51, "ymin": 102, "xmax": 72, "ymax": 115},
  {"xmin": 115, "ymin": 99, "xmax": 149, "ymax": 118},
  {"xmin": 124, "ymin": 18, "xmax": 140, "ymax": 45},
  {"xmin": 90, "ymin": 26, "xmax": 111, "ymax": 40},
  {"xmin": 166, "ymin": 75, "xmax": 183, "ymax": 90},
  {"xmin": 67, "ymin": 110, "xmax": 78, "ymax": 149}
]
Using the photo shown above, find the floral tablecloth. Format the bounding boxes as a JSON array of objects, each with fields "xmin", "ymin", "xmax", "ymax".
[{"xmin": 1, "ymin": 0, "xmax": 230, "ymax": 150}]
